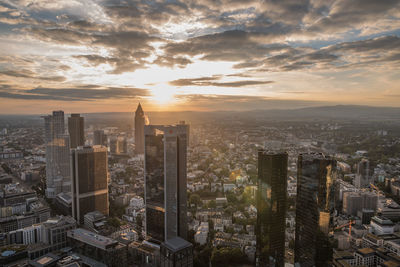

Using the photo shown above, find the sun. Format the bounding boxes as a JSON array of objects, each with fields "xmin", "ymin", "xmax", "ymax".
[{"xmin": 150, "ymin": 85, "xmax": 176, "ymax": 106}]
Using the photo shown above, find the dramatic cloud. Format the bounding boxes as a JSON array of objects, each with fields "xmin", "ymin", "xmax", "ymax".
[
  {"xmin": 0, "ymin": 0, "xmax": 399, "ymax": 112},
  {"xmin": 0, "ymin": 85, "xmax": 150, "ymax": 101},
  {"xmin": 0, "ymin": 69, "xmax": 66, "ymax": 82}
]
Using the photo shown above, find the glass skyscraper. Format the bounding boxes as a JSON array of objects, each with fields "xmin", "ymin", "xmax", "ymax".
[
  {"xmin": 71, "ymin": 145, "xmax": 109, "ymax": 224},
  {"xmin": 295, "ymin": 152, "xmax": 336, "ymax": 267},
  {"xmin": 68, "ymin": 113, "xmax": 85, "ymax": 149},
  {"xmin": 256, "ymin": 150, "xmax": 288, "ymax": 267},
  {"xmin": 43, "ymin": 111, "xmax": 71, "ymax": 198},
  {"xmin": 144, "ymin": 124, "xmax": 188, "ymax": 243}
]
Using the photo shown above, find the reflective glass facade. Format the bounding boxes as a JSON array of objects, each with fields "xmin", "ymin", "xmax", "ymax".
[
  {"xmin": 145, "ymin": 125, "xmax": 188, "ymax": 243},
  {"xmin": 43, "ymin": 111, "xmax": 71, "ymax": 198},
  {"xmin": 68, "ymin": 114, "xmax": 84, "ymax": 149},
  {"xmin": 295, "ymin": 153, "xmax": 336, "ymax": 267},
  {"xmin": 71, "ymin": 146, "xmax": 109, "ymax": 224},
  {"xmin": 256, "ymin": 151, "xmax": 287, "ymax": 267}
]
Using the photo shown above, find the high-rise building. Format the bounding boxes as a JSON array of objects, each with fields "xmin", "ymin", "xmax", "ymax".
[
  {"xmin": 144, "ymin": 124, "xmax": 188, "ymax": 243},
  {"xmin": 43, "ymin": 111, "xmax": 71, "ymax": 198},
  {"xmin": 93, "ymin": 130, "xmax": 107, "ymax": 146},
  {"xmin": 355, "ymin": 158, "xmax": 371, "ymax": 188},
  {"xmin": 295, "ymin": 153, "xmax": 337, "ymax": 267},
  {"xmin": 256, "ymin": 151, "xmax": 288, "ymax": 267},
  {"xmin": 135, "ymin": 103, "xmax": 145, "ymax": 154},
  {"xmin": 68, "ymin": 114, "xmax": 85, "ymax": 149},
  {"xmin": 71, "ymin": 146, "xmax": 109, "ymax": 224},
  {"xmin": 342, "ymin": 191, "xmax": 378, "ymax": 216},
  {"xmin": 109, "ymin": 136, "xmax": 127, "ymax": 155}
]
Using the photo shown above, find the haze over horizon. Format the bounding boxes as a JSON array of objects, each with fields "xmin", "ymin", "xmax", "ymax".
[{"xmin": 0, "ymin": 0, "xmax": 399, "ymax": 113}]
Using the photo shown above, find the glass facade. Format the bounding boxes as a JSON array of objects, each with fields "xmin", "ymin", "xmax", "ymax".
[
  {"xmin": 68, "ymin": 114, "xmax": 85, "ymax": 149},
  {"xmin": 145, "ymin": 125, "xmax": 188, "ymax": 243},
  {"xmin": 43, "ymin": 111, "xmax": 71, "ymax": 198},
  {"xmin": 256, "ymin": 151, "xmax": 288, "ymax": 267},
  {"xmin": 295, "ymin": 153, "xmax": 336, "ymax": 267},
  {"xmin": 71, "ymin": 146, "xmax": 109, "ymax": 224}
]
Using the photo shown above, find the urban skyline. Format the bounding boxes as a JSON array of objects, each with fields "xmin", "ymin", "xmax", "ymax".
[
  {"xmin": 1, "ymin": 103, "xmax": 400, "ymax": 266},
  {"xmin": 1, "ymin": 0, "xmax": 400, "ymax": 266}
]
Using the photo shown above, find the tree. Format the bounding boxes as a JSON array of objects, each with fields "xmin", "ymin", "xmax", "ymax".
[
  {"xmin": 190, "ymin": 194, "xmax": 202, "ymax": 207},
  {"xmin": 211, "ymin": 247, "xmax": 248, "ymax": 266},
  {"xmin": 107, "ymin": 217, "xmax": 121, "ymax": 228},
  {"xmin": 208, "ymin": 200, "xmax": 216, "ymax": 209}
]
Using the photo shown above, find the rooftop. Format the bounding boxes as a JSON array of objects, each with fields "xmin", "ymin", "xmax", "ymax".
[
  {"xmin": 357, "ymin": 247, "xmax": 376, "ymax": 256},
  {"xmin": 29, "ymin": 253, "xmax": 60, "ymax": 267},
  {"xmin": 162, "ymin": 237, "xmax": 192, "ymax": 253},
  {"xmin": 67, "ymin": 228, "xmax": 118, "ymax": 250}
]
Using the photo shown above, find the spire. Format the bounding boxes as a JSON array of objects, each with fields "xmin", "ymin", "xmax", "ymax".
[{"xmin": 135, "ymin": 102, "xmax": 144, "ymax": 115}]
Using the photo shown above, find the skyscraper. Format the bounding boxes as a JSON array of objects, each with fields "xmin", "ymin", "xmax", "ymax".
[
  {"xmin": 144, "ymin": 124, "xmax": 188, "ymax": 243},
  {"xmin": 71, "ymin": 146, "xmax": 109, "ymax": 224},
  {"xmin": 256, "ymin": 151, "xmax": 288, "ymax": 267},
  {"xmin": 295, "ymin": 153, "xmax": 337, "ymax": 267},
  {"xmin": 43, "ymin": 111, "xmax": 71, "ymax": 198},
  {"xmin": 68, "ymin": 114, "xmax": 85, "ymax": 149},
  {"xmin": 93, "ymin": 130, "xmax": 107, "ymax": 146},
  {"xmin": 354, "ymin": 158, "xmax": 370, "ymax": 188},
  {"xmin": 135, "ymin": 103, "xmax": 145, "ymax": 154}
]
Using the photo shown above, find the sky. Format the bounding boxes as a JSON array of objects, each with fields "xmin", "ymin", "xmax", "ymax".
[{"xmin": 0, "ymin": 0, "xmax": 399, "ymax": 114}]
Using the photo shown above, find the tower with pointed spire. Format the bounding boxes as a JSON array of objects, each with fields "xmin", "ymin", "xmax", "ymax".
[{"xmin": 135, "ymin": 103, "xmax": 145, "ymax": 154}]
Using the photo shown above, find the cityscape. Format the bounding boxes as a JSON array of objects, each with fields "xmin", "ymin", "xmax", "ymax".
[
  {"xmin": 0, "ymin": 105, "xmax": 400, "ymax": 266},
  {"xmin": 1, "ymin": 0, "xmax": 400, "ymax": 267}
]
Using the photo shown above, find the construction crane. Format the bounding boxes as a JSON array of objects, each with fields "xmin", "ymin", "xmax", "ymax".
[
  {"xmin": 370, "ymin": 183, "xmax": 383, "ymax": 197},
  {"xmin": 335, "ymin": 220, "xmax": 355, "ymax": 241}
]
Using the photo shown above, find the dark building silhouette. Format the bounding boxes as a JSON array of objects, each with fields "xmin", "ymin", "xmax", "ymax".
[
  {"xmin": 295, "ymin": 153, "xmax": 337, "ymax": 267},
  {"xmin": 256, "ymin": 150, "xmax": 287, "ymax": 267},
  {"xmin": 68, "ymin": 114, "xmax": 85, "ymax": 149},
  {"xmin": 71, "ymin": 146, "xmax": 109, "ymax": 224},
  {"xmin": 135, "ymin": 103, "xmax": 145, "ymax": 154},
  {"xmin": 144, "ymin": 124, "xmax": 188, "ymax": 243},
  {"xmin": 93, "ymin": 130, "xmax": 107, "ymax": 146}
]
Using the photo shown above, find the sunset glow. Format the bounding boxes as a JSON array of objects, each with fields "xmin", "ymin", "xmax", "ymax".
[{"xmin": 0, "ymin": 0, "xmax": 399, "ymax": 113}]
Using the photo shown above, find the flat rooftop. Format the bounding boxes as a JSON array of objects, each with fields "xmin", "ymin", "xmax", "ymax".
[
  {"xmin": 162, "ymin": 237, "xmax": 192, "ymax": 253},
  {"xmin": 67, "ymin": 228, "xmax": 118, "ymax": 250}
]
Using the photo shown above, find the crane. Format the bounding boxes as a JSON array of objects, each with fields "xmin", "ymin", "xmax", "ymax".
[
  {"xmin": 335, "ymin": 220, "xmax": 355, "ymax": 241},
  {"xmin": 370, "ymin": 183, "xmax": 383, "ymax": 197}
]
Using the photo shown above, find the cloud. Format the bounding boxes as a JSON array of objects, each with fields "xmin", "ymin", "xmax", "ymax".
[
  {"xmin": 0, "ymin": 85, "xmax": 150, "ymax": 101},
  {"xmin": 305, "ymin": 0, "xmax": 400, "ymax": 34},
  {"xmin": 162, "ymin": 30, "xmax": 289, "ymax": 64},
  {"xmin": 0, "ymin": 69, "xmax": 66, "ymax": 82},
  {"xmin": 169, "ymin": 76, "xmax": 273, "ymax": 87}
]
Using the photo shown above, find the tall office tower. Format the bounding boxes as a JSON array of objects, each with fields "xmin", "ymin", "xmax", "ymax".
[
  {"xmin": 71, "ymin": 146, "xmax": 109, "ymax": 224},
  {"xmin": 144, "ymin": 124, "xmax": 188, "ymax": 243},
  {"xmin": 256, "ymin": 151, "xmax": 288, "ymax": 267},
  {"xmin": 43, "ymin": 111, "xmax": 71, "ymax": 198},
  {"xmin": 109, "ymin": 136, "xmax": 127, "ymax": 154},
  {"xmin": 355, "ymin": 158, "xmax": 370, "ymax": 188},
  {"xmin": 68, "ymin": 114, "xmax": 85, "ymax": 149},
  {"xmin": 135, "ymin": 103, "xmax": 145, "ymax": 154},
  {"xmin": 93, "ymin": 130, "xmax": 107, "ymax": 146},
  {"xmin": 295, "ymin": 153, "xmax": 337, "ymax": 267}
]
